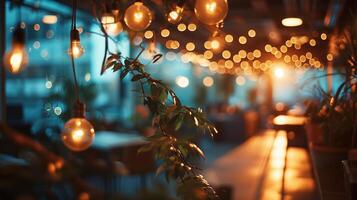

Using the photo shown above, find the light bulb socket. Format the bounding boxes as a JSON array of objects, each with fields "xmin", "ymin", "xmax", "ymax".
[
  {"xmin": 70, "ymin": 29, "xmax": 80, "ymax": 43},
  {"xmin": 74, "ymin": 100, "xmax": 86, "ymax": 118},
  {"xmin": 13, "ymin": 24, "xmax": 25, "ymax": 46}
]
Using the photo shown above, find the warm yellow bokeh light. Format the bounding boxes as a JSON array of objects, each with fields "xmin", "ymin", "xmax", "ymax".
[
  {"xmin": 204, "ymin": 50, "xmax": 214, "ymax": 59},
  {"xmin": 247, "ymin": 52, "xmax": 254, "ymax": 60},
  {"xmin": 248, "ymin": 29, "xmax": 256, "ymax": 37},
  {"xmin": 177, "ymin": 23, "xmax": 186, "ymax": 32},
  {"xmin": 186, "ymin": 42, "xmax": 196, "ymax": 51},
  {"xmin": 222, "ymin": 50, "xmax": 231, "ymax": 59},
  {"xmin": 281, "ymin": 17, "xmax": 303, "ymax": 27},
  {"xmin": 161, "ymin": 29, "xmax": 170, "ymax": 37},
  {"xmin": 253, "ymin": 49, "xmax": 261, "ymax": 58},
  {"xmin": 175, "ymin": 76, "xmax": 189, "ymax": 88},
  {"xmin": 188, "ymin": 23, "xmax": 197, "ymax": 31},
  {"xmin": 238, "ymin": 50, "xmax": 247, "ymax": 58},
  {"xmin": 238, "ymin": 36, "xmax": 247, "ymax": 44},
  {"xmin": 280, "ymin": 45, "xmax": 288, "ymax": 53},
  {"xmin": 233, "ymin": 54, "xmax": 241, "ymax": 63},
  {"xmin": 327, "ymin": 53, "xmax": 333, "ymax": 61},
  {"xmin": 203, "ymin": 76, "xmax": 214, "ymax": 87},
  {"xmin": 309, "ymin": 39, "xmax": 316, "ymax": 46},
  {"xmin": 144, "ymin": 30, "xmax": 154, "ymax": 39},
  {"xmin": 235, "ymin": 76, "xmax": 246, "ymax": 85},
  {"xmin": 265, "ymin": 44, "xmax": 272, "ymax": 52},
  {"xmin": 225, "ymin": 60, "xmax": 234, "ymax": 69},
  {"xmin": 321, "ymin": 33, "xmax": 327, "ymax": 40},
  {"xmin": 225, "ymin": 34, "xmax": 234, "ymax": 43}
]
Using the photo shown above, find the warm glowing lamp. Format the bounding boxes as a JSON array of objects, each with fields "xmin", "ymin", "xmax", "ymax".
[
  {"xmin": 101, "ymin": 13, "xmax": 123, "ymax": 36},
  {"xmin": 166, "ymin": 2, "xmax": 184, "ymax": 24},
  {"xmin": 124, "ymin": 1, "xmax": 152, "ymax": 32},
  {"xmin": 194, "ymin": 0, "xmax": 228, "ymax": 25},
  {"xmin": 3, "ymin": 25, "xmax": 28, "ymax": 74},
  {"xmin": 68, "ymin": 29, "xmax": 84, "ymax": 58},
  {"xmin": 62, "ymin": 101, "xmax": 95, "ymax": 151},
  {"xmin": 281, "ymin": 17, "xmax": 303, "ymax": 27}
]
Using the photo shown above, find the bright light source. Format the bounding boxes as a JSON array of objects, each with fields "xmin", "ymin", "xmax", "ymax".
[
  {"xmin": 274, "ymin": 67, "xmax": 285, "ymax": 78},
  {"xmin": 281, "ymin": 17, "xmax": 303, "ymax": 27},
  {"xmin": 42, "ymin": 15, "xmax": 58, "ymax": 24},
  {"xmin": 235, "ymin": 76, "xmax": 246, "ymax": 86},
  {"xmin": 203, "ymin": 76, "xmax": 214, "ymax": 87},
  {"xmin": 175, "ymin": 76, "xmax": 189, "ymax": 88}
]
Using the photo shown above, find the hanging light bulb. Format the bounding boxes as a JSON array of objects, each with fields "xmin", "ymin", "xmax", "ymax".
[
  {"xmin": 62, "ymin": 101, "xmax": 95, "ymax": 151},
  {"xmin": 3, "ymin": 25, "xmax": 28, "ymax": 74},
  {"xmin": 194, "ymin": 0, "xmax": 228, "ymax": 25},
  {"xmin": 124, "ymin": 1, "xmax": 152, "ymax": 32},
  {"xmin": 68, "ymin": 29, "xmax": 84, "ymax": 58},
  {"xmin": 166, "ymin": 0, "xmax": 184, "ymax": 24},
  {"xmin": 101, "ymin": 13, "xmax": 123, "ymax": 36}
]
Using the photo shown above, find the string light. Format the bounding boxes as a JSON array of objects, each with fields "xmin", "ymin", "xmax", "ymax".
[
  {"xmin": 124, "ymin": 1, "xmax": 152, "ymax": 32},
  {"xmin": 68, "ymin": 29, "xmax": 84, "ymax": 58},
  {"xmin": 101, "ymin": 13, "xmax": 123, "ymax": 36},
  {"xmin": 3, "ymin": 25, "xmax": 28, "ymax": 74},
  {"xmin": 194, "ymin": 0, "xmax": 228, "ymax": 25},
  {"xmin": 63, "ymin": 0, "xmax": 95, "ymax": 152},
  {"xmin": 166, "ymin": 3, "xmax": 184, "ymax": 24}
]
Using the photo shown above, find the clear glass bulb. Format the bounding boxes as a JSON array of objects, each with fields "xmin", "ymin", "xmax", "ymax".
[
  {"xmin": 68, "ymin": 40, "xmax": 84, "ymax": 58},
  {"xmin": 166, "ymin": 5, "xmax": 183, "ymax": 24},
  {"xmin": 61, "ymin": 118, "xmax": 95, "ymax": 151},
  {"xmin": 124, "ymin": 2, "xmax": 152, "ymax": 32},
  {"xmin": 3, "ymin": 44, "xmax": 28, "ymax": 74},
  {"xmin": 194, "ymin": 0, "xmax": 228, "ymax": 25}
]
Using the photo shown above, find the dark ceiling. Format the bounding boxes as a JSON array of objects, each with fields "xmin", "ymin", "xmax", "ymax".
[{"xmin": 54, "ymin": 0, "xmax": 348, "ymax": 65}]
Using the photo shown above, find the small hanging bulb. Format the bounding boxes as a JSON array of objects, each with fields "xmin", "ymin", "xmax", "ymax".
[
  {"xmin": 124, "ymin": 1, "xmax": 152, "ymax": 32},
  {"xmin": 68, "ymin": 29, "xmax": 84, "ymax": 58},
  {"xmin": 101, "ymin": 13, "xmax": 123, "ymax": 36},
  {"xmin": 3, "ymin": 25, "xmax": 28, "ymax": 74},
  {"xmin": 194, "ymin": 0, "xmax": 228, "ymax": 25},
  {"xmin": 62, "ymin": 101, "xmax": 95, "ymax": 151},
  {"xmin": 166, "ymin": 4, "xmax": 184, "ymax": 24}
]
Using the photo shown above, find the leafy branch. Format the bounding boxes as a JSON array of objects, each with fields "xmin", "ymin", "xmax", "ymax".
[{"xmin": 102, "ymin": 48, "xmax": 219, "ymax": 199}]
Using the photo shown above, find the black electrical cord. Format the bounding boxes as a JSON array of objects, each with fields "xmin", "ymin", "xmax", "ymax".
[{"xmin": 70, "ymin": 0, "xmax": 80, "ymax": 103}]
